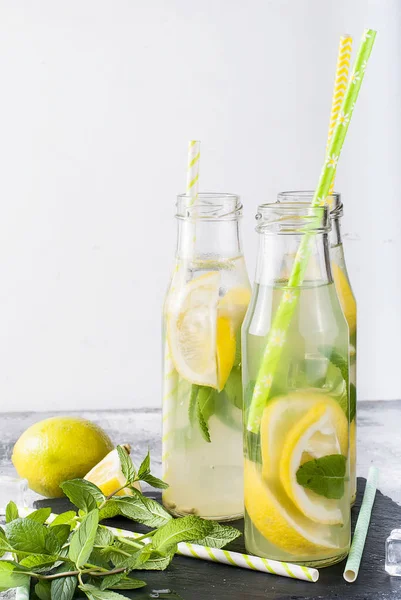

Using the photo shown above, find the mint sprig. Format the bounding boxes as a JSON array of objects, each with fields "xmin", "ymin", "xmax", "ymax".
[
  {"xmin": 0, "ymin": 448, "xmax": 241, "ymax": 597},
  {"xmin": 296, "ymin": 454, "xmax": 347, "ymax": 499}
]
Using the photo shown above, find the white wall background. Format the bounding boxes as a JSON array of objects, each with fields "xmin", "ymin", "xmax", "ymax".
[{"xmin": 0, "ymin": 0, "xmax": 399, "ymax": 412}]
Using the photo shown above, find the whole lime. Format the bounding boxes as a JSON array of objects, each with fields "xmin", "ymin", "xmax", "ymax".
[{"xmin": 12, "ymin": 416, "xmax": 114, "ymax": 498}]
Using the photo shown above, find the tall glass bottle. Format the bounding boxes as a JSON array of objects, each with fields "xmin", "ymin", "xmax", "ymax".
[
  {"xmin": 277, "ymin": 191, "xmax": 357, "ymax": 504},
  {"xmin": 162, "ymin": 193, "xmax": 251, "ymax": 520},
  {"xmin": 242, "ymin": 202, "xmax": 350, "ymax": 567}
]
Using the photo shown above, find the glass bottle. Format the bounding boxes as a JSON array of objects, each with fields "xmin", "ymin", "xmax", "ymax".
[
  {"xmin": 277, "ymin": 191, "xmax": 357, "ymax": 505},
  {"xmin": 242, "ymin": 202, "xmax": 350, "ymax": 567},
  {"xmin": 162, "ymin": 193, "xmax": 251, "ymax": 520}
]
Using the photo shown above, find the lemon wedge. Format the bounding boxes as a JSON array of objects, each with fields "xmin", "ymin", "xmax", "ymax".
[
  {"xmin": 245, "ymin": 459, "xmax": 338, "ymax": 556},
  {"xmin": 278, "ymin": 395, "xmax": 348, "ymax": 525},
  {"xmin": 85, "ymin": 445, "xmax": 141, "ymax": 497}
]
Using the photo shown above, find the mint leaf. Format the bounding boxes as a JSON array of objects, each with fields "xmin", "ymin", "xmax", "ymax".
[
  {"xmin": 350, "ymin": 383, "xmax": 356, "ymax": 422},
  {"xmin": 60, "ymin": 479, "xmax": 104, "ymax": 512},
  {"xmin": 0, "ymin": 527, "xmax": 13, "ymax": 556},
  {"xmin": 137, "ymin": 450, "xmax": 150, "ymax": 478},
  {"xmin": 94, "ymin": 525, "xmax": 114, "ymax": 547},
  {"xmin": 69, "ymin": 509, "xmax": 99, "ymax": 567},
  {"xmin": 19, "ymin": 553, "xmax": 59, "ymax": 569},
  {"xmin": 139, "ymin": 473, "xmax": 169, "ymax": 490},
  {"xmin": 88, "ymin": 548, "xmax": 111, "ymax": 570},
  {"xmin": 100, "ymin": 573, "xmax": 146, "ymax": 590},
  {"xmin": 105, "ymin": 495, "xmax": 171, "ymax": 528},
  {"xmin": 188, "ymin": 384, "xmax": 200, "ymax": 425},
  {"xmin": 296, "ymin": 454, "xmax": 347, "ymax": 499},
  {"xmin": 50, "ymin": 523, "xmax": 71, "ymax": 546},
  {"xmin": 196, "ymin": 400, "xmax": 211, "ymax": 442},
  {"xmin": 6, "ymin": 518, "xmax": 49, "ymax": 553},
  {"xmin": 0, "ymin": 562, "xmax": 30, "ymax": 592},
  {"xmin": 51, "ymin": 566, "xmax": 77, "ymax": 600},
  {"xmin": 26, "ymin": 507, "xmax": 52, "ymax": 524},
  {"xmin": 35, "ymin": 580, "xmax": 52, "ymax": 600},
  {"xmin": 80, "ymin": 584, "xmax": 130, "ymax": 599},
  {"xmin": 5, "ymin": 501, "xmax": 18, "ymax": 524},
  {"xmin": 152, "ymin": 515, "xmax": 213, "ymax": 554},
  {"xmin": 117, "ymin": 445, "xmax": 136, "ymax": 484},
  {"xmin": 50, "ymin": 511, "xmax": 77, "ymax": 529},
  {"xmin": 134, "ymin": 550, "xmax": 174, "ymax": 571},
  {"xmin": 224, "ymin": 366, "xmax": 243, "ymax": 409},
  {"xmin": 192, "ymin": 522, "xmax": 241, "ymax": 548},
  {"xmin": 319, "ymin": 345, "xmax": 355, "ymax": 421}
]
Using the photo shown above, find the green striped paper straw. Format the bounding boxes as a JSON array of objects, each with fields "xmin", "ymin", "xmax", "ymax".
[
  {"xmin": 247, "ymin": 28, "xmax": 377, "ymax": 433},
  {"xmin": 16, "ymin": 508, "xmax": 318, "ymax": 583},
  {"xmin": 344, "ymin": 466, "xmax": 379, "ymax": 582}
]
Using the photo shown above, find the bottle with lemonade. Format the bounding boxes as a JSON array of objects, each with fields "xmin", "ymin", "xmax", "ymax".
[
  {"xmin": 162, "ymin": 193, "xmax": 251, "ymax": 520},
  {"xmin": 277, "ymin": 191, "xmax": 357, "ymax": 504},
  {"xmin": 242, "ymin": 202, "xmax": 351, "ymax": 566}
]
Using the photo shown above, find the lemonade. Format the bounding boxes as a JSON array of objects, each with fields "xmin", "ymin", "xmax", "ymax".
[
  {"xmin": 242, "ymin": 202, "xmax": 351, "ymax": 566},
  {"xmin": 162, "ymin": 194, "xmax": 251, "ymax": 520}
]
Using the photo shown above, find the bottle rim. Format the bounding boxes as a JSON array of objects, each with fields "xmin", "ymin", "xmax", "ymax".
[
  {"xmin": 256, "ymin": 201, "xmax": 331, "ymax": 234},
  {"xmin": 277, "ymin": 190, "xmax": 343, "ymax": 219},
  {"xmin": 176, "ymin": 193, "xmax": 242, "ymax": 221}
]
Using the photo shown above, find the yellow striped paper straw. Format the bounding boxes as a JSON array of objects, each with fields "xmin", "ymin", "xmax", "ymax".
[
  {"xmin": 106, "ymin": 525, "xmax": 319, "ymax": 583},
  {"xmin": 327, "ymin": 35, "xmax": 353, "ymax": 195},
  {"xmin": 162, "ymin": 141, "xmax": 201, "ymax": 480},
  {"xmin": 186, "ymin": 140, "xmax": 201, "ymax": 204},
  {"xmin": 17, "ymin": 509, "xmax": 318, "ymax": 584}
]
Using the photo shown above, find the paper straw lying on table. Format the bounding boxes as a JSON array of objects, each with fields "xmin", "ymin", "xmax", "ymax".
[
  {"xmin": 107, "ymin": 524, "xmax": 319, "ymax": 582},
  {"xmin": 343, "ymin": 466, "xmax": 379, "ymax": 583}
]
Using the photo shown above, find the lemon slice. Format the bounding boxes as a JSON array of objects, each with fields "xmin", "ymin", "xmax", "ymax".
[
  {"xmin": 218, "ymin": 287, "xmax": 251, "ymax": 330},
  {"xmin": 245, "ymin": 459, "xmax": 338, "ymax": 556},
  {"xmin": 85, "ymin": 445, "xmax": 140, "ymax": 497},
  {"xmin": 279, "ymin": 396, "xmax": 348, "ymax": 525},
  {"xmin": 167, "ymin": 272, "xmax": 220, "ymax": 388},
  {"xmin": 332, "ymin": 263, "xmax": 356, "ymax": 335}
]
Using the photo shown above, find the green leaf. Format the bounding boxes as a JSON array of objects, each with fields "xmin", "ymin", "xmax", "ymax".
[
  {"xmin": 60, "ymin": 479, "xmax": 105, "ymax": 512},
  {"xmin": 69, "ymin": 509, "xmax": 99, "ymax": 568},
  {"xmin": 105, "ymin": 495, "xmax": 172, "ymax": 528},
  {"xmin": 94, "ymin": 525, "xmax": 114, "ymax": 547},
  {"xmin": 139, "ymin": 473, "xmax": 169, "ymax": 490},
  {"xmin": 134, "ymin": 549, "xmax": 175, "ymax": 571},
  {"xmin": 224, "ymin": 366, "xmax": 243, "ymax": 410},
  {"xmin": 350, "ymin": 383, "xmax": 356, "ymax": 423},
  {"xmin": 318, "ymin": 345, "xmax": 355, "ymax": 421},
  {"xmin": 192, "ymin": 522, "xmax": 241, "ymax": 548},
  {"xmin": 100, "ymin": 573, "xmax": 146, "ymax": 590},
  {"xmin": 196, "ymin": 401, "xmax": 210, "ymax": 442},
  {"xmin": 5, "ymin": 501, "xmax": 19, "ymax": 524},
  {"xmin": 0, "ymin": 562, "xmax": 30, "ymax": 592},
  {"xmin": 19, "ymin": 553, "xmax": 59, "ymax": 569},
  {"xmin": 50, "ymin": 511, "xmax": 77, "ymax": 529},
  {"xmin": 80, "ymin": 584, "xmax": 130, "ymax": 599},
  {"xmin": 5, "ymin": 518, "xmax": 49, "ymax": 553},
  {"xmin": 0, "ymin": 527, "xmax": 13, "ymax": 556},
  {"xmin": 35, "ymin": 580, "xmax": 52, "ymax": 600},
  {"xmin": 51, "ymin": 569, "xmax": 77, "ymax": 600},
  {"xmin": 88, "ymin": 548, "xmax": 111, "ymax": 570},
  {"xmin": 188, "ymin": 384, "xmax": 200, "ymax": 426},
  {"xmin": 296, "ymin": 454, "xmax": 347, "ymax": 499},
  {"xmin": 50, "ymin": 524, "xmax": 71, "ymax": 546},
  {"xmin": 152, "ymin": 515, "xmax": 213, "ymax": 554},
  {"xmin": 117, "ymin": 445, "xmax": 136, "ymax": 484},
  {"xmin": 26, "ymin": 507, "xmax": 52, "ymax": 524},
  {"xmin": 137, "ymin": 450, "xmax": 150, "ymax": 478}
]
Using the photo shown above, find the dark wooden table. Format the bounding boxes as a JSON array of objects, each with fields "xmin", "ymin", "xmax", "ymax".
[{"xmin": 1, "ymin": 402, "xmax": 401, "ymax": 599}]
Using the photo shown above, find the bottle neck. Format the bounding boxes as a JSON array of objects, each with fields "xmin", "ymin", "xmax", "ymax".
[
  {"xmin": 255, "ymin": 231, "xmax": 333, "ymax": 286},
  {"xmin": 176, "ymin": 218, "xmax": 243, "ymax": 260},
  {"xmin": 330, "ymin": 217, "xmax": 342, "ymax": 247}
]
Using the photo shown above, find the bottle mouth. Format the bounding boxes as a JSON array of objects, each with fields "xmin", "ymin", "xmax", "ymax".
[
  {"xmin": 176, "ymin": 193, "xmax": 242, "ymax": 221},
  {"xmin": 277, "ymin": 190, "xmax": 343, "ymax": 219},
  {"xmin": 256, "ymin": 202, "xmax": 330, "ymax": 234}
]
